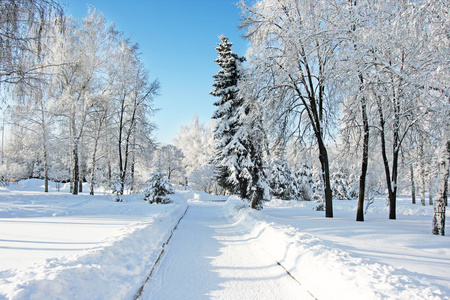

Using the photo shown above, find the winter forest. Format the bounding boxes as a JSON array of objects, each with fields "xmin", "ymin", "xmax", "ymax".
[
  {"xmin": 1, "ymin": 0, "xmax": 450, "ymax": 298},
  {"xmin": 2, "ymin": 0, "xmax": 448, "ymax": 231}
]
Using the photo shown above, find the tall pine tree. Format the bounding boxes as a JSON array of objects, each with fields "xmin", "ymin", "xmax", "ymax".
[
  {"xmin": 211, "ymin": 35, "xmax": 269, "ymax": 209},
  {"xmin": 211, "ymin": 35, "xmax": 247, "ymax": 197}
]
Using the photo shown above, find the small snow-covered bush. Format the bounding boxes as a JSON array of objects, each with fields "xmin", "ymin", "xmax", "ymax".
[
  {"xmin": 269, "ymin": 159, "xmax": 302, "ymax": 201},
  {"xmin": 296, "ymin": 164, "xmax": 316, "ymax": 201},
  {"xmin": 331, "ymin": 170, "xmax": 357, "ymax": 200},
  {"xmin": 144, "ymin": 172, "xmax": 174, "ymax": 204},
  {"xmin": 110, "ymin": 172, "xmax": 124, "ymax": 202}
]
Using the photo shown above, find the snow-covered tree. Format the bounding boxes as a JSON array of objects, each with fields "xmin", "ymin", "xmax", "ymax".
[
  {"xmin": 110, "ymin": 40, "xmax": 159, "ymax": 195},
  {"xmin": 211, "ymin": 35, "xmax": 269, "ymax": 208},
  {"xmin": 110, "ymin": 172, "xmax": 124, "ymax": 202},
  {"xmin": 269, "ymin": 159, "xmax": 300, "ymax": 201},
  {"xmin": 331, "ymin": 170, "xmax": 357, "ymax": 200},
  {"xmin": 152, "ymin": 144, "xmax": 185, "ymax": 184},
  {"xmin": 0, "ymin": 0, "xmax": 63, "ymax": 85},
  {"xmin": 189, "ymin": 164, "xmax": 223, "ymax": 195},
  {"xmin": 239, "ymin": 0, "xmax": 337, "ymax": 217},
  {"xmin": 210, "ymin": 35, "xmax": 247, "ymax": 196},
  {"xmin": 432, "ymin": 115, "xmax": 449, "ymax": 236},
  {"xmin": 144, "ymin": 172, "xmax": 174, "ymax": 204},
  {"xmin": 173, "ymin": 115, "xmax": 215, "ymax": 177},
  {"xmin": 296, "ymin": 163, "xmax": 316, "ymax": 202}
]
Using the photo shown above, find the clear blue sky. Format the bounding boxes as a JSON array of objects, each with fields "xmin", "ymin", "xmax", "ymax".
[{"xmin": 63, "ymin": 0, "xmax": 247, "ymax": 144}]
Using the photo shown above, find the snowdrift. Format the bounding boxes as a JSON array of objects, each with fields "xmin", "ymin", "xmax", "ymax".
[{"xmin": 224, "ymin": 198, "xmax": 446, "ymax": 300}]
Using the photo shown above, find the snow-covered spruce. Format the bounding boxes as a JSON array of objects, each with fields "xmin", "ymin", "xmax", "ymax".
[
  {"xmin": 210, "ymin": 35, "xmax": 269, "ymax": 209},
  {"xmin": 144, "ymin": 172, "xmax": 174, "ymax": 204}
]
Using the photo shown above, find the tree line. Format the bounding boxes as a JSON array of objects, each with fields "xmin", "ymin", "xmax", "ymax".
[
  {"xmin": 207, "ymin": 0, "xmax": 449, "ymax": 235},
  {"xmin": 1, "ymin": 0, "xmax": 448, "ymax": 235},
  {"xmin": 1, "ymin": 1, "xmax": 158, "ymax": 196}
]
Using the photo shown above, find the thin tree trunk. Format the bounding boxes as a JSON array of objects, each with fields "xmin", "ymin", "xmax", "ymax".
[
  {"xmin": 40, "ymin": 105, "xmax": 49, "ymax": 193},
  {"xmin": 419, "ymin": 143, "xmax": 426, "ymax": 206},
  {"xmin": 130, "ymin": 153, "xmax": 135, "ymax": 192},
  {"xmin": 90, "ymin": 116, "xmax": 103, "ymax": 195},
  {"xmin": 318, "ymin": 140, "xmax": 333, "ymax": 218},
  {"xmin": 43, "ymin": 147, "xmax": 48, "ymax": 193},
  {"xmin": 72, "ymin": 141, "xmax": 79, "ymax": 195},
  {"xmin": 89, "ymin": 141, "xmax": 99, "ymax": 196},
  {"xmin": 429, "ymin": 182, "xmax": 434, "ymax": 206},
  {"xmin": 357, "ymin": 93, "xmax": 369, "ymax": 221},
  {"xmin": 107, "ymin": 160, "xmax": 112, "ymax": 188},
  {"xmin": 377, "ymin": 98, "xmax": 397, "ymax": 219},
  {"xmin": 410, "ymin": 164, "xmax": 416, "ymax": 204},
  {"xmin": 432, "ymin": 120, "xmax": 449, "ymax": 235}
]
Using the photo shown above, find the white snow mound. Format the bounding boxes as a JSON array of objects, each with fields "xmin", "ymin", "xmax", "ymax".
[{"xmin": 224, "ymin": 198, "xmax": 445, "ymax": 300}]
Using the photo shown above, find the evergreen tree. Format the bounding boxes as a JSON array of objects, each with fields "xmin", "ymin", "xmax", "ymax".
[
  {"xmin": 296, "ymin": 163, "xmax": 315, "ymax": 201},
  {"xmin": 210, "ymin": 35, "xmax": 269, "ymax": 209},
  {"xmin": 210, "ymin": 35, "xmax": 246, "ymax": 197},
  {"xmin": 144, "ymin": 172, "xmax": 174, "ymax": 204},
  {"xmin": 269, "ymin": 159, "xmax": 301, "ymax": 200}
]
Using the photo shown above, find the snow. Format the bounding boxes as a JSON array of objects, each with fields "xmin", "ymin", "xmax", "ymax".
[
  {"xmin": 225, "ymin": 197, "xmax": 450, "ymax": 299},
  {"xmin": 0, "ymin": 180, "xmax": 189, "ymax": 299},
  {"xmin": 0, "ymin": 180, "xmax": 449, "ymax": 299}
]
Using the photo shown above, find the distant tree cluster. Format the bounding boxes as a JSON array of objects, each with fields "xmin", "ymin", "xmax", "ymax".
[{"xmin": 1, "ymin": 4, "xmax": 158, "ymax": 196}]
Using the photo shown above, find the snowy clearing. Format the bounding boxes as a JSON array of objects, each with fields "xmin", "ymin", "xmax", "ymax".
[{"xmin": 0, "ymin": 180, "xmax": 449, "ymax": 299}]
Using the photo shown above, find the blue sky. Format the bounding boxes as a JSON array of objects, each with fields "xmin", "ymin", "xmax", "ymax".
[{"xmin": 63, "ymin": 0, "xmax": 248, "ymax": 144}]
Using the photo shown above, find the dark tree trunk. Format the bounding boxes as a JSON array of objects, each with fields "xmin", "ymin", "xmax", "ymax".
[
  {"xmin": 377, "ymin": 99, "xmax": 397, "ymax": 220},
  {"xmin": 72, "ymin": 142, "xmax": 79, "ymax": 195},
  {"xmin": 43, "ymin": 144, "xmax": 49, "ymax": 193},
  {"xmin": 318, "ymin": 139, "xmax": 333, "ymax": 218},
  {"xmin": 79, "ymin": 175, "xmax": 83, "ymax": 193},
  {"xmin": 357, "ymin": 92, "xmax": 369, "ymax": 221},
  {"xmin": 410, "ymin": 165, "xmax": 416, "ymax": 205}
]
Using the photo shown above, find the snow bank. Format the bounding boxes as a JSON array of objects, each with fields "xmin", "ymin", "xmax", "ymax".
[
  {"xmin": 0, "ymin": 188, "xmax": 189, "ymax": 300},
  {"xmin": 224, "ymin": 198, "xmax": 445, "ymax": 300}
]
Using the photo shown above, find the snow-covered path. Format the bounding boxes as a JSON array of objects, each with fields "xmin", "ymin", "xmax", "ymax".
[{"xmin": 141, "ymin": 201, "xmax": 313, "ymax": 300}]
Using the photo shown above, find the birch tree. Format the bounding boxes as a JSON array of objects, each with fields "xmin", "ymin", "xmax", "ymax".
[
  {"xmin": 111, "ymin": 41, "xmax": 159, "ymax": 194},
  {"xmin": 49, "ymin": 9, "xmax": 114, "ymax": 194}
]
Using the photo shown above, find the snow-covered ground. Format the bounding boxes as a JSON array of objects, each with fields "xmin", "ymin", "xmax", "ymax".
[
  {"xmin": 0, "ymin": 180, "xmax": 189, "ymax": 299},
  {"xmin": 225, "ymin": 197, "xmax": 450, "ymax": 299},
  {"xmin": 0, "ymin": 180, "xmax": 449, "ymax": 299}
]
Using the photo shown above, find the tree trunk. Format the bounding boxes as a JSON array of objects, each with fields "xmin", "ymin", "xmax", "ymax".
[
  {"xmin": 130, "ymin": 154, "xmax": 135, "ymax": 192},
  {"xmin": 429, "ymin": 189, "xmax": 434, "ymax": 205},
  {"xmin": 377, "ymin": 98, "xmax": 397, "ymax": 219},
  {"xmin": 357, "ymin": 94, "xmax": 369, "ymax": 221},
  {"xmin": 318, "ymin": 140, "xmax": 333, "ymax": 218},
  {"xmin": 90, "ymin": 167, "xmax": 95, "ymax": 195},
  {"xmin": 107, "ymin": 160, "xmax": 112, "ymax": 188},
  {"xmin": 72, "ymin": 142, "xmax": 79, "ymax": 195},
  {"xmin": 432, "ymin": 122, "xmax": 449, "ymax": 235},
  {"xmin": 43, "ymin": 141, "xmax": 49, "ymax": 193},
  {"xmin": 79, "ymin": 178, "xmax": 83, "ymax": 193},
  {"xmin": 419, "ymin": 143, "xmax": 426, "ymax": 206},
  {"xmin": 410, "ymin": 165, "xmax": 416, "ymax": 205},
  {"xmin": 89, "ymin": 120, "xmax": 102, "ymax": 195}
]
